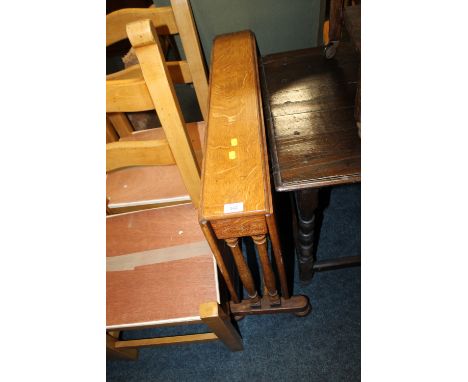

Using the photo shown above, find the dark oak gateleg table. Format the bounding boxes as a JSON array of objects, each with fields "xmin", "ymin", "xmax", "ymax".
[{"xmin": 260, "ymin": 42, "xmax": 361, "ymax": 283}]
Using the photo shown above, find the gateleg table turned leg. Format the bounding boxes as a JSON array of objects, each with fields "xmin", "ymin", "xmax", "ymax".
[
  {"xmin": 225, "ymin": 237, "xmax": 261, "ymax": 307},
  {"xmin": 294, "ymin": 188, "xmax": 319, "ymax": 283},
  {"xmin": 252, "ymin": 234, "xmax": 280, "ymax": 306},
  {"xmin": 266, "ymin": 214, "xmax": 290, "ymax": 298}
]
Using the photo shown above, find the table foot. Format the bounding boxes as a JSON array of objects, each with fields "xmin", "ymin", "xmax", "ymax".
[{"xmin": 230, "ymin": 295, "xmax": 310, "ymax": 317}]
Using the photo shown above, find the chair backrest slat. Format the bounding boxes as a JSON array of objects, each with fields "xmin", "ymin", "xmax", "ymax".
[
  {"xmin": 106, "ymin": 61, "xmax": 192, "ymax": 83},
  {"xmin": 107, "ymin": 77, "xmax": 154, "ymax": 113},
  {"xmin": 106, "ymin": 61, "xmax": 193, "ymax": 113},
  {"xmin": 107, "ymin": 139, "xmax": 175, "ymax": 172}
]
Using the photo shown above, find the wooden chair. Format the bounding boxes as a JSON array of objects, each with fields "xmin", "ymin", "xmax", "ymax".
[
  {"xmin": 322, "ymin": 0, "xmax": 360, "ymax": 134},
  {"xmin": 323, "ymin": 0, "xmax": 360, "ymax": 58},
  {"xmin": 106, "ymin": 0, "xmax": 209, "ymax": 213},
  {"xmin": 106, "ymin": 20, "xmax": 243, "ymax": 357}
]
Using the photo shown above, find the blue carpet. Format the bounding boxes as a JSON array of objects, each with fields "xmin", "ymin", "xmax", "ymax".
[{"xmin": 107, "ymin": 183, "xmax": 360, "ymax": 381}]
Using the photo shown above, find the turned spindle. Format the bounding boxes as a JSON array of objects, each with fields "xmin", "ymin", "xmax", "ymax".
[
  {"xmin": 225, "ymin": 238, "xmax": 260, "ymax": 306},
  {"xmin": 252, "ymin": 234, "xmax": 280, "ymax": 306}
]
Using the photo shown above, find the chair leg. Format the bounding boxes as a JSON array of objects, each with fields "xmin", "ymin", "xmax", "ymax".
[
  {"xmin": 106, "ymin": 333, "xmax": 138, "ymax": 361},
  {"xmin": 200, "ymin": 302, "xmax": 243, "ymax": 352}
]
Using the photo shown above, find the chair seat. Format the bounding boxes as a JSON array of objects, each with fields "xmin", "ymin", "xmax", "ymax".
[
  {"xmin": 106, "ymin": 203, "xmax": 219, "ymax": 329},
  {"xmin": 106, "ymin": 121, "xmax": 205, "ymax": 212}
]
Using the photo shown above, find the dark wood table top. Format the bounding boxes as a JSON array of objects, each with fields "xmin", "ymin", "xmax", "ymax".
[{"xmin": 261, "ymin": 43, "xmax": 361, "ymax": 192}]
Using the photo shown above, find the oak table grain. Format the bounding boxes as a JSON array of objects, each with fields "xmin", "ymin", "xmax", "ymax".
[
  {"xmin": 261, "ymin": 42, "xmax": 361, "ymax": 282},
  {"xmin": 200, "ymin": 31, "xmax": 310, "ymax": 317}
]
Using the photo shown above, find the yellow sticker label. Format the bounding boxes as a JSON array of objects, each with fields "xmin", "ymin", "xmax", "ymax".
[
  {"xmin": 230, "ymin": 138, "xmax": 238, "ymax": 146},
  {"xmin": 228, "ymin": 151, "xmax": 236, "ymax": 160}
]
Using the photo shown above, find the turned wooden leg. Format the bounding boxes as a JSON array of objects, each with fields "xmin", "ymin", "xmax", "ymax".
[
  {"xmin": 252, "ymin": 234, "xmax": 280, "ymax": 306},
  {"xmin": 294, "ymin": 189, "xmax": 319, "ymax": 283},
  {"xmin": 266, "ymin": 214, "xmax": 290, "ymax": 298},
  {"xmin": 225, "ymin": 238, "xmax": 260, "ymax": 307},
  {"xmin": 200, "ymin": 222, "xmax": 240, "ymax": 303},
  {"xmin": 200, "ymin": 302, "xmax": 243, "ymax": 352}
]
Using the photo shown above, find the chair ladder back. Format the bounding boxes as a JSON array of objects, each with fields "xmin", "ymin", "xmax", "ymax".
[
  {"xmin": 127, "ymin": 19, "xmax": 201, "ymax": 208},
  {"xmin": 106, "ymin": 59, "xmax": 195, "ymax": 114},
  {"xmin": 106, "ymin": 6, "xmax": 178, "ymax": 139},
  {"xmin": 107, "ymin": 61, "xmax": 193, "ymax": 83},
  {"xmin": 106, "ymin": 2, "xmax": 208, "ymax": 121}
]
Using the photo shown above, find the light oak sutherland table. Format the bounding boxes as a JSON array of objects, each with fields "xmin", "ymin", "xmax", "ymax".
[{"xmin": 199, "ymin": 31, "xmax": 310, "ymax": 317}]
